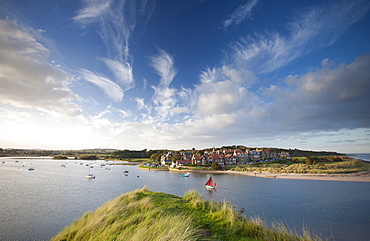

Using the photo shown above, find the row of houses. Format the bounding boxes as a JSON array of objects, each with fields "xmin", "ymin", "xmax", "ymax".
[{"xmin": 161, "ymin": 148, "xmax": 291, "ymax": 167}]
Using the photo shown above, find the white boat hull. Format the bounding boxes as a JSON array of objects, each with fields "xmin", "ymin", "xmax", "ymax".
[{"xmin": 85, "ymin": 174, "xmax": 95, "ymax": 179}]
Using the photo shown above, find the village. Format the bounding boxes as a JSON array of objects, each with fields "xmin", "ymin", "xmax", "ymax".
[{"xmin": 160, "ymin": 148, "xmax": 291, "ymax": 167}]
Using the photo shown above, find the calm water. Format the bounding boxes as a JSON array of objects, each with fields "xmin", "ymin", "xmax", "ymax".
[
  {"xmin": 349, "ymin": 153, "xmax": 370, "ymax": 162},
  {"xmin": 0, "ymin": 157, "xmax": 369, "ymax": 241}
]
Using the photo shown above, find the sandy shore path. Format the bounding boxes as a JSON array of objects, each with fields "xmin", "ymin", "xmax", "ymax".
[
  {"xmin": 169, "ymin": 168, "xmax": 370, "ymax": 182},
  {"xmin": 225, "ymin": 170, "xmax": 370, "ymax": 182}
]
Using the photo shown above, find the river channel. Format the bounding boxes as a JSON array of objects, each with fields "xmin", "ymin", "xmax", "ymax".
[{"xmin": 0, "ymin": 157, "xmax": 369, "ymax": 241}]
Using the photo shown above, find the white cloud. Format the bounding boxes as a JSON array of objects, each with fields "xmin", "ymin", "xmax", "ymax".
[
  {"xmin": 145, "ymin": 49, "xmax": 183, "ymax": 122},
  {"xmin": 74, "ymin": 0, "xmax": 149, "ymax": 62},
  {"xmin": 194, "ymin": 65, "xmax": 257, "ymax": 116},
  {"xmin": 222, "ymin": 0, "xmax": 260, "ymax": 29},
  {"xmin": 73, "ymin": 0, "xmax": 154, "ymax": 101},
  {"xmin": 151, "ymin": 85, "xmax": 177, "ymax": 121},
  {"xmin": 73, "ymin": 0, "xmax": 113, "ymax": 25},
  {"xmin": 149, "ymin": 49, "xmax": 177, "ymax": 87},
  {"xmin": 265, "ymin": 54, "xmax": 370, "ymax": 132},
  {"xmin": 232, "ymin": 0, "xmax": 370, "ymax": 74},
  {"xmin": 288, "ymin": 0, "xmax": 370, "ymax": 47},
  {"xmin": 135, "ymin": 98, "xmax": 145, "ymax": 110},
  {"xmin": 0, "ymin": 20, "xmax": 80, "ymax": 117},
  {"xmin": 78, "ymin": 68, "xmax": 124, "ymax": 102},
  {"xmin": 99, "ymin": 57, "xmax": 134, "ymax": 90}
]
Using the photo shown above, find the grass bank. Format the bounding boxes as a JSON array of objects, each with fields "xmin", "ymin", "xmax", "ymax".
[
  {"xmin": 139, "ymin": 165, "xmax": 169, "ymax": 171},
  {"xmin": 52, "ymin": 187, "xmax": 321, "ymax": 241},
  {"xmin": 230, "ymin": 156, "xmax": 370, "ymax": 174},
  {"xmin": 107, "ymin": 158, "xmax": 150, "ymax": 162}
]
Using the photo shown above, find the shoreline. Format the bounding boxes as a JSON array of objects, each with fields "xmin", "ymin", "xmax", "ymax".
[
  {"xmin": 225, "ymin": 170, "xmax": 370, "ymax": 182},
  {"xmin": 165, "ymin": 168, "xmax": 370, "ymax": 182}
]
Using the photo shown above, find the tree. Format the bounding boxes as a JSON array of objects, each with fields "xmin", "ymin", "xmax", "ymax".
[
  {"xmin": 171, "ymin": 153, "xmax": 182, "ymax": 163},
  {"xmin": 211, "ymin": 162, "xmax": 223, "ymax": 170},
  {"xmin": 305, "ymin": 157, "xmax": 313, "ymax": 165},
  {"xmin": 150, "ymin": 153, "xmax": 161, "ymax": 164},
  {"xmin": 292, "ymin": 158, "xmax": 299, "ymax": 163},
  {"xmin": 195, "ymin": 150, "xmax": 204, "ymax": 156}
]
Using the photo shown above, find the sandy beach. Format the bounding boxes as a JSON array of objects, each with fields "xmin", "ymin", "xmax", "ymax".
[
  {"xmin": 168, "ymin": 168, "xmax": 370, "ymax": 182},
  {"xmin": 226, "ymin": 170, "xmax": 370, "ymax": 182}
]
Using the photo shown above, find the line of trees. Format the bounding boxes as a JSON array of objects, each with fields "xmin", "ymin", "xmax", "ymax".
[{"xmin": 111, "ymin": 150, "xmax": 149, "ymax": 159}]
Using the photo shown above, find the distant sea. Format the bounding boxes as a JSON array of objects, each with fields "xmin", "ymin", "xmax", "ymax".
[{"xmin": 347, "ymin": 153, "xmax": 370, "ymax": 162}]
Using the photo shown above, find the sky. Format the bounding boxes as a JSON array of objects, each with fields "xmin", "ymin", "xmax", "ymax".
[{"xmin": 0, "ymin": 0, "xmax": 369, "ymax": 153}]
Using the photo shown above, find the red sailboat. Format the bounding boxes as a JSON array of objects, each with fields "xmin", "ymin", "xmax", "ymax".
[{"xmin": 205, "ymin": 176, "xmax": 217, "ymax": 189}]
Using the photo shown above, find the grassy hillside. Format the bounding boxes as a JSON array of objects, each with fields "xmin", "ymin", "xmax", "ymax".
[{"xmin": 51, "ymin": 187, "xmax": 321, "ymax": 241}]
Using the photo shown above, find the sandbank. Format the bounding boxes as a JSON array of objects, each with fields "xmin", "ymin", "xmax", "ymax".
[{"xmin": 169, "ymin": 168, "xmax": 370, "ymax": 182}]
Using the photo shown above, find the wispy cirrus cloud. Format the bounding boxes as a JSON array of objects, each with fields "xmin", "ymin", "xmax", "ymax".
[
  {"xmin": 233, "ymin": 0, "xmax": 370, "ymax": 74},
  {"xmin": 222, "ymin": 0, "xmax": 260, "ymax": 30},
  {"xmin": 99, "ymin": 57, "xmax": 134, "ymax": 90},
  {"xmin": 149, "ymin": 49, "xmax": 177, "ymax": 87},
  {"xmin": 146, "ymin": 49, "xmax": 179, "ymax": 122},
  {"xmin": 73, "ymin": 0, "xmax": 113, "ymax": 25},
  {"xmin": 74, "ymin": 0, "xmax": 155, "ymax": 100},
  {"xmin": 78, "ymin": 68, "xmax": 123, "ymax": 102}
]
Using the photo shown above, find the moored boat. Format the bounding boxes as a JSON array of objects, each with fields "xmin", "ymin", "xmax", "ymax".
[
  {"xmin": 179, "ymin": 172, "xmax": 190, "ymax": 177},
  {"xmin": 205, "ymin": 176, "xmax": 217, "ymax": 189},
  {"xmin": 85, "ymin": 173, "xmax": 95, "ymax": 179}
]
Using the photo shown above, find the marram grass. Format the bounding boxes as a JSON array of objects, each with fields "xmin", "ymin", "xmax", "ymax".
[
  {"xmin": 52, "ymin": 187, "xmax": 322, "ymax": 241},
  {"xmin": 232, "ymin": 158, "xmax": 369, "ymax": 174}
]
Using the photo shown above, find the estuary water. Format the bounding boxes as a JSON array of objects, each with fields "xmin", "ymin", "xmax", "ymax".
[
  {"xmin": 0, "ymin": 157, "xmax": 369, "ymax": 241},
  {"xmin": 349, "ymin": 153, "xmax": 370, "ymax": 162}
]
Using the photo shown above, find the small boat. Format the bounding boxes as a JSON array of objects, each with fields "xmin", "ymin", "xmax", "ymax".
[
  {"xmin": 28, "ymin": 167, "xmax": 35, "ymax": 171},
  {"xmin": 179, "ymin": 172, "xmax": 190, "ymax": 177},
  {"xmin": 205, "ymin": 176, "xmax": 217, "ymax": 189},
  {"xmin": 85, "ymin": 173, "xmax": 95, "ymax": 179}
]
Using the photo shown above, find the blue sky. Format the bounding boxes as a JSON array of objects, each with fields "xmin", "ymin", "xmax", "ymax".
[{"xmin": 0, "ymin": 0, "xmax": 369, "ymax": 153}]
